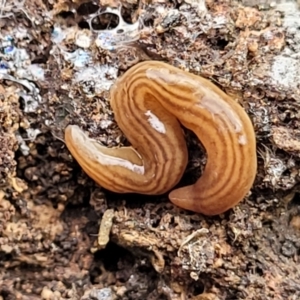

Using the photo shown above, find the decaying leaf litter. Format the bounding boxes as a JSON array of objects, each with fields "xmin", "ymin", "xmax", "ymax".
[{"xmin": 0, "ymin": 0, "xmax": 300, "ymax": 299}]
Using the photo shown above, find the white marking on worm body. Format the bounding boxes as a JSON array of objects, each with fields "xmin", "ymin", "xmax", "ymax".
[
  {"xmin": 71, "ymin": 125, "xmax": 145, "ymax": 175},
  {"xmin": 145, "ymin": 110, "xmax": 166, "ymax": 134},
  {"xmin": 94, "ymin": 151, "xmax": 145, "ymax": 174},
  {"xmin": 198, "ymin": 93, "xmax": 243, "ymax": 133},
  {"xmin": 238, "ymin": 135, "xmax": 247, "ymax": 145}
]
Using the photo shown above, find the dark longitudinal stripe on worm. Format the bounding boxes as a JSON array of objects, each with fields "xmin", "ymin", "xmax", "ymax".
[
  {"xmin": 120, "ymin": 82, "xmax": 170, "ymax": 192},
  {"xmin": 127, "ymin": 83, "xmax": 181, "ymax": 191},
  {"xmin": 116, "ymin": 87, "xmax": 167, "ymax": 190}
]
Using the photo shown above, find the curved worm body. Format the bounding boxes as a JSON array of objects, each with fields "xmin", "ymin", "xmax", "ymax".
[{"xmin": 65, "ymin": 61, "xmax": 257, "ymax": 216}]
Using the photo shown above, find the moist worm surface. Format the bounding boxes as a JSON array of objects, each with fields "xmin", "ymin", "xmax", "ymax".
[{"xmin": 65, "ymin": 61, "xmax": 257, "ymax": 216}]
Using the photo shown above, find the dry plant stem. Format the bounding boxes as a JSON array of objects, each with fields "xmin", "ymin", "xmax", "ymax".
[{"xmin": 65, "ymin": 61, "xmax": 257, "ymax": 216}]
